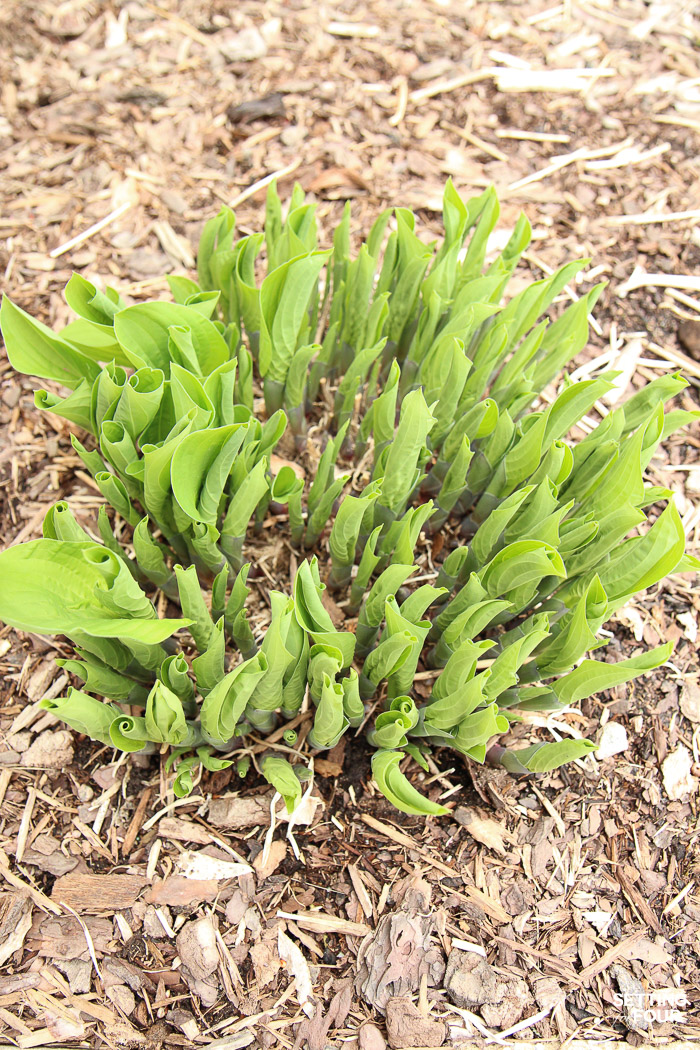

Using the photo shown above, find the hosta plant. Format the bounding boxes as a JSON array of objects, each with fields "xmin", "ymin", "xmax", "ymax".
[{"xmin": 0, "ymin": 180, "xmax": 697, "ymax": 816}]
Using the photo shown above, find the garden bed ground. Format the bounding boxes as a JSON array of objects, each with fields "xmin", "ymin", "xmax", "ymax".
[{"xmin": 1, "ymin": 0, "xmax": 700, "ymax": 1047}]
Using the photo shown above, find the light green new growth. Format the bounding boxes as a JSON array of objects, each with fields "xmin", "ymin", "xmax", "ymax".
[{"xmin": 0, "ymin": 179, "xmax": 697, "ymax": 816}]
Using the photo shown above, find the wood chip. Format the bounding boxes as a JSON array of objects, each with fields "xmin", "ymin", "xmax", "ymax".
[
  {"xmin": 51, "ymin": 873, "xmax": 147, "ymax": 913},
  {"xmin": 276, "ymin": 909, "xmax": 371, "ymax": 937}
]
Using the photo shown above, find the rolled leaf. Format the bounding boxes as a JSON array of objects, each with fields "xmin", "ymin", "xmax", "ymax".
[
  {"xmin": 172, "ymin": 423, "xmax": 247, "ymax": 526},
  {"xmin": 191, "ymin": 617, "xmax": 226, "ymax": 694},
  {"xmin": 40, "ymin": 689, "xmax": 121, "ymax": 746},
  {"xmin": 308, "ymin": 673, "xmax": 348, "ymax": 750},
  {"xmin": 342, "ymin": 669, "xmax": 365, "ymax": 727},
  {"xmin": 372, "ymin": 750, "xmax": 447, "ymax": 816},
  {"xmin": 260, "ymin": 755, "xmax": 303, "ymax": 813},
  {"xmin": 368, "ymin": 695, "xmax": 419, "ymax": 749},
  {"xmin": 174, "ymin": 564, "xmax": 215, "ymax": 651},
  {"xmin": 293, "ymin": 558, "xmax": 356, "ymax": 666},
  {"xmin": 144, "ymin": 680, "xmax": 190, "ymax": 745},
  {"xmin": 200, "ymin": 652, "xmax": 268, "ymax": 742}
]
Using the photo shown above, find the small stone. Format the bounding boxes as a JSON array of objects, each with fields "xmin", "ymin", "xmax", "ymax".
[
  {"xmin": 480, "ymin": 975, "xmax": 532, "ymax": 1029},
  {"xmin": 176, "ymin": 917, "xmax": 220, "ymax": 1007},
  {"xmin": 662, "ymin": 745, "xmax": 698, "ymax": 801},
  {"xmin": 678, "ymin": 319, "xmax": 700, "ymax": 361},
  {"xmin": 444, "ymin": 949, "xmax": 498, "ymax": 1009},
  {"xmin": 596, "ymin": 721, "xmax": 629, "ymax": 760},
  {"xmin": 160, "ymin": 190, "xmax": 188, "ymax": 216},
  {"xmin": 2, "ymin": 385, "xmax": 22, "ymax": 408},
  {"xmin": 21, "ymin": 729, "xmax": 74, "ymax": 769},
  {"xmin": 359, "ymin": 1022, "xmax": 386, "ymax": 1050},
  {"xmin": 176, "ymin": 918, "xmax": 219, "ymax": 978},
  {"xmin": 208, "ymin": 791, "xmax": 275, "ymax": 829},
  {"xmin": 280, "ymin": 125, "xmax": 307, "ymax": 148},
  {"xmin": 680, "ymin": 680, "xmax": 700, "ymax": 724},
  {"xmin": 106, "ymin": 984, "xmax": 136, "ymax": 1016},
  {"xmin": 218, "ymin": 26, "xmax": 267, "ymax": 62},
  {"xmin": 533, "ymin": 976, "xmax": 564, "ymax": 1012},
  {"xmin": 55, "ymin": 958, "xmax": 92, "ymax": 994},
  {"xmin": 612, "ymin": 964, "xmax": 650, "ymax": 1033},
  {"xmin": 386, "ymin": 997, "xmax": 446, "ymax": 1048},
  {"xmin": 143, "ymin": 905, "xmax": 171, "ymax": 939},
  {"xmin": 5, "ymin": 731, "xmax": 31, "ymax": 753}
]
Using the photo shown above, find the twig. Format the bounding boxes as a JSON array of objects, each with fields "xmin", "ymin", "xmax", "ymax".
[
  {"xmin": 228, "ymin": 160, "xmax": 302, "ymax": 209},
  {"xmin": 617, "ymin": 265, "xmax": 700, "ymax": 298},
  {"xmin": 49, "ymin": 201, "xmax": 132, "ymax": 258},
  {"xmin": 495, "ymin": 128, "xmax": 570, "ymax": 143},
  {"xmin": 388, "ymin": 77, "xmax": 408, "ymax": 127},
  {"xmin": 57, "ymin": 901, "xmax": 103, "ymax": 981},
  {"xmin": 441, "ymin": 121, "xmax": 508, "ymax": 162},
  {"xmin": 122, "ymin": 786, "xmax": 153, "ymax": 855},
  {"xmin": 506, "ymin": 137, "xmax": 633, "ymax": 193},
  {"xmin": 0, "ymin": 846, "xmax": 62, "ymax": 915},
  {"xmin": 603, "ymin": 208, "xmax": 700, "ymax": 226}
]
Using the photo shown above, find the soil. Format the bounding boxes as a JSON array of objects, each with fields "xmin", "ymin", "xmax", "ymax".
[{"xmin": 1, "ymin": 0, "xmax": 699, "ymax": 1047}]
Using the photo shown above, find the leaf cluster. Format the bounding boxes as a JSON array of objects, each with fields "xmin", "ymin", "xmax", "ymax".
[{"xmin": 0, "ymin": 180, "xmax": 697, "ymax": 815}]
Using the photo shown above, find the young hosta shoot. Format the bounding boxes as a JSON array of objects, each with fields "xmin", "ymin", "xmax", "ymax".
[{"xmin": 1, "ymin": 179, "xmax": 698, "ymax": 817}]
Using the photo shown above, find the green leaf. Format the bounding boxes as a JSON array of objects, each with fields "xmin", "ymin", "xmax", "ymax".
[
  {"xmin": 133, "ymin": 518, "xmax": 173, "ymax": 591},
  {"xmin": 259, "ymin": 251, "xmax": 331, "ymax": 389},
  {"xmin": 361, "ymin": 628, "xmax": 417, "ymax": 697},
  {"xmin": 171, "ymin": 756, "xmax": 198, "ymax": 797},
  {"xmin": 221, "ymin": 457, "xmax": 270, "ymax": 566},
  {"xmin": 168, "ymin": 275, "xmax": 201, "ymax": 304},
  {"xmin": 246, "ymin": 593, "xmax": 296, "ymax": 731},
  {"xmin": 294, "ymin": 559, "xmax": 356, "ymax": 666},
  {"xmin": 342, "ymin": 669, "xmax": 365, "ymax": 728},
  {"xmin": 356, "ymin": 563, "xmax": 418, "ymax": 653},
  {"xmin": 308, "ymin": 643, "xmax": 343, "ymax": 703},
  {"xmin": 348, "ymin": 525, "xmax": 383, "ymax": 613},
  {"xmin": 171, "ymin": 423, "xmax": 247, "ymax": 525},
  {"xmin": 114, "ymin": 301, "xmax": 229, "ymax": 376},
  {"xmin": 57, "ymin": 651, "xmax": 147, "ymax": 704},
  {"xmin": 1, "ymin": 294, "xmax": 101, "ymax": 389},
  {"xmin": 260, "ymin": 755, "xmax": 303, "ymax": 813},
  {"xmin": 452, "ymin": 703, "xmax": 509, "ymax": 754},
  {"xmin": 64, "ymin": 273, "xmax": 123, "ymax": 325},
  {"xmin": 371, "ymin": 750, "xmax": 447, "ymax": 816},
  {"xmin": 496, "ymin": 739, "xmax": 597, "ymax": 773},
  {"xmin": 368, "ymin": 695, "xmax": 419, "ymax": 749},
  {"xmin": 191, "ymin": 617, "xmax": 226, "ymax": 694},
  {"xmin": 144, "ymin": 680, "xmax": 190, "ymax": 745},
  {"xmin": 376, "ymin": 389, "xmax": 435, "ymax": 518},
  {"xmin": 534, "ymin": 577, "xmax": 608, "ymax": 676},
  {"xmin": 200, "ymin": 652, "xmax": 268, "ymax": 742},
  {"xmin": 109, "ymin": 715, "xmax": 152, "ymax": 753},
  {"xmin": 174, "ymin": 564, "xmax": 215, "ymax": 651},
  {"xmin": 597, "ymin": 500, "xmax": 686, "ymax": 610},
  {"xmin": 35, "ymin": 379, "xmax": 94, "ymax": 432},
  {"xmin": 40, "ymin": 689, "xmax": 121, "ymax": 745},
  {"xmin": 197, "ymin": 206, "xmax": 236, "ymax": 291},
  {"xmin": 159, "ymin": 653, "xmax": 195, "ymax": 709},
  {"xmin": 43, "ymin": 501, "xmax": 91, "ymax": 542},
  {"xmin": 551, "ymin": 641, "xmax": 673, "ymax": 704},
  {"xmin": 0, "ymin": 539, "xmax": 188, "ymax": 641},
  {"xmin": 308, "ymin": 673, "xmax": 348, "ymax": 749}
]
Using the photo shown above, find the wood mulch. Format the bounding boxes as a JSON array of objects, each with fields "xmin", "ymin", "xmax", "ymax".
[{"xmin": 1, "ymin": 0, "xmax": 699, "ymax": 1047}]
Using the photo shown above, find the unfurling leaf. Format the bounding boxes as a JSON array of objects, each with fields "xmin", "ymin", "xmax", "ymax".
[{"xmin": 372, "ymin": 750, "xmax": 448, "ymax": 816}]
